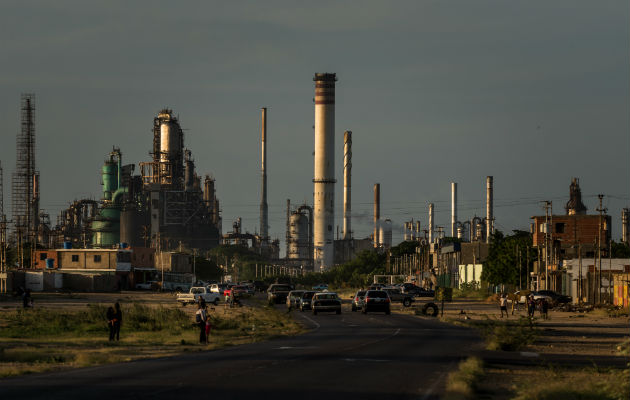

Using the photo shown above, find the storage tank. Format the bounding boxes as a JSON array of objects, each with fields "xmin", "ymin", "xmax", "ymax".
[
  {"xmin": 120, "ymin": 207, "xmax": 148, "ymax": 247},
  {"xmin": 379, "ymin": 219, "xmax": 393, "ymax": 249},
  {"xmin": 288, "ymin": 211, "xmax": 309, "ymax": 259}
]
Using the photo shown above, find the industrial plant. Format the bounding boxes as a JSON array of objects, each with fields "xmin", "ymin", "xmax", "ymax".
[{"xmin": 0, "ymin": 72, "xmax": 628, "ymax": 311}]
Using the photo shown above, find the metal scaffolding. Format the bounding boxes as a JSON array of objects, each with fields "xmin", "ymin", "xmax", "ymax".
[{"xmin": 11, "ymin": 94, "xmax": 39, "ymax": 249}]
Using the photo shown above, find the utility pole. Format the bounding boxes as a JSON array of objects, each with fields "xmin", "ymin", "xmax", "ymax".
[
  {"xmin": 578, "ymin": 244, "xmax": 582, "ymax": 304},
  {"xmin": 596, "ymin": 194, "xmax": 606, "ymax": 304}
]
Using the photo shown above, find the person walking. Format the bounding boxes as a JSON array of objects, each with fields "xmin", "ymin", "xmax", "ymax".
[
  {"xmin": 499, "ymin": 293, "xmax": 509, "ymax": 318},
  {"xmin": 541, "ymin": 298, "xmax": 549, "ymax": 320},
  {"xmin": 106, "ymin": 306, "xmax": 116, "ymax": 341},
  {"xmin": 205, "ymin": 315, "xmax": 212, "ymax": 344},
  {"xmin": 195, "ymin": 302, "xmax": 207, "ymax": 344},
  {"xmin": 113, "ymin": 302, "xmax": 122, "ymax": 341},
  {"xmin": 527, "ymin": 295, "xmax": 535, "ymax": 318}
]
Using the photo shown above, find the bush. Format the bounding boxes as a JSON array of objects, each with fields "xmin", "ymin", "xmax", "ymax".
[{"xmin": 444, "ymin": 357, "xmax": 484, "ymax": 400}]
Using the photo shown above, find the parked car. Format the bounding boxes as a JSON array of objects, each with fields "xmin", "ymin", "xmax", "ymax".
[
  {"xmin": 253, "ymin": 281, "xmax": 268, "ymax": 292},
  {"xmin": 351, "ymin": 290, "xmax": 367, "ymax": 312},
  {"xmin": 405, "ymin": 286, "xmax": 435, "ymax": 298},
  {"xmin": 177, "ymin": 286, "xmax": 221, "ymax": 306},
  {"xmin": 209, "ymin": 283, "xmax": 229, "ymax": 295},
  {"xmin": 383, "ymin": 288, "xmax": 414, "ymax": 307},
  {"xmin": 312, "ymin": 283, "xmax": 329, "ymax": 291},
  {"xmin": 230, "ymin": 285, "xmax": 250, "ymax": 297},
  {"xmin": 535, "ymin": 290, "xmax": 572, "ymax": 306},
  {"xmin": 267, "ymin": 284, "xmax": 292, "ymax": 304},
  {"xmin": 286, "ymin": 290, "xmax": 305, "ymax": 310},
  {"xmin": 312, "ymin": 292, "xmax": 341, "ymax": 315},
  {"xmin": 135, "ymin": 281, "xmax": 158, "ymax": 290},
  {"xmin": 299, "ymin": 291, "xmax": 317, "ymax": 311},
  {"xmin": 362, "ymin": 290, "xmax": 391, "ymax": 314}
]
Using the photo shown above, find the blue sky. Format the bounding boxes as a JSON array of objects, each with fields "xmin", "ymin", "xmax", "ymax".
[{"xmin": 0, "ymin": 1, "xmax": 628, "ymax": 252}]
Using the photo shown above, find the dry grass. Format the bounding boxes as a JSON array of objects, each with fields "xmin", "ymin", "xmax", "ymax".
[
  {"xmin": 444, "ymin": 357, "xmax": 484, "ymax": 400},
  {"xmin": 0, "ymin": 302, "xmax": 303, "ymax": 377}
]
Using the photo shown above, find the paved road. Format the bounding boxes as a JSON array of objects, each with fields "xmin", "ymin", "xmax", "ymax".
[{"xmin": 0, "ymin": 306, "xmax": 481, "ymax": 400}]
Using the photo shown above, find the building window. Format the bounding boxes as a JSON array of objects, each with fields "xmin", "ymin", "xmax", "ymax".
[
  {"xmin": 94, "ymin": 255, "xmax": 102, "ymax": 263},
  {"xmin": 71, "ymin": 255, "xmax": 79, "ymax": 262},
  {"xmin": 555, "ymin": 223, "xmax": 565, "ymax": 233},
  {"xmin": 40, "ymin": 253, "xmax": 47, "ymax": 260}
]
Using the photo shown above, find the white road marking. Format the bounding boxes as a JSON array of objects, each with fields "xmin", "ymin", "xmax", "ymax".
[{"xmin": 419, "ymin": 371, "xmax": 445, "ymax": 400}]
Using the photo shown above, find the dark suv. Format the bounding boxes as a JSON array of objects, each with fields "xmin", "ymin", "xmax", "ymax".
[{"xmin": 362, "ymin": 290, "xmax": 391, "ymax": 315}]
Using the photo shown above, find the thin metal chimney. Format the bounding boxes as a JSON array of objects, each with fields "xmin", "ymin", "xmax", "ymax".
[
  {"xmin": 260, "ymin": 108, "xmax": 268, "ymax": 243},
  {"xmin": 486, "ymin": 176, "xmax": 493, "ymax": 243},
  {"xmin": 451, "ymin": 182, "xmax": 457, "ymax": 237},
  {"xmin": 622, "ymin": 208, "xmax": 629, "ymax": 244},
  {"xmin": 343, "ymin": 130, "xmax": 352, "ymax": 240},
  {"xmin": 313, "ymin": 73, "xmax": 337, "ymax": 270},
  {"xmin": 428, "ymin": 203, "xmax": 434, "ymax": 244},
  {"xmin": 373, "ymin": 183, "xmax": 380, "ymax": 247}
]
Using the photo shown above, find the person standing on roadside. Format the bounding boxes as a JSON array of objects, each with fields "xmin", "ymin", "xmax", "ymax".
[
  {"xmin": 499, "ymin": 293, "xmax": 509, "ymax": 318},
  {"xmin": 541, "ymin": 298, "xmax": 549, "ymax": 320},
  {"xmin": 106, "ymin": 306, "xmax": 116, "ymax": 341},
  {"xmin": 113, "ymin": 302, "xmax": 122, "ymax": 341},
  {"xmin": 195, "ymin": 302, "xmax": 207, "ymax": 344},
  {"xmin": 527, "ymin": 295, "xmax": 535, "ymax": 318}
]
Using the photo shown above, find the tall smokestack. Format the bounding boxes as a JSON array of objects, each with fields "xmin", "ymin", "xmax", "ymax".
[
  {"xmin": 373, "ymin": 183, "xmax": 380, "ymax": 247},
  {"xmin": 486, "ymin": 176, "xmax": 493, "ymax": 243},
  {"xmin": 451, "ymin": 182, "xmax": 457, "ymax": 237},
  {"xmin": 428, "ymin": 203, "xmax": 434, "ymax": 244},
  {"xmin": 622, "ymin": 208, "xmax": 629, "ymax": 244},
  {"xmin": 313, "ymin": 73, "xmax": 336, "ymax": 270},
  {"xmin": 260, "ymin": 107, "xmax": 268, "ymax": 243},
  {"xmin": 343, "ymin": 131, "xmax": 352, "ymax": 240}
]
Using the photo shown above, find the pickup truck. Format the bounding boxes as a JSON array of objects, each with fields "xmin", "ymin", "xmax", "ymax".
[
  {"xmin": 177, "ymin": 287, "xmax": 222, "ymax": 306},
  {"xmin": 383, "ymin": 288, "xmax": 414, "ymax": 307}
]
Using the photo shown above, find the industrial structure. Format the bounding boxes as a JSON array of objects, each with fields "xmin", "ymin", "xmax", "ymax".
[
  {"xmin": 11, "ymin": 94, "xmax": 40, "ymax": 249},
  {"xmin": 343, "ymin": 130, "xmax": 352, "ymax": 240},
  {"xmin": 313, "ymin": 73, "xmax": 337, "ymax": 270},
  {"xmin": 259, "ymin": 107, "xmax": 269, "ymax": 246}
]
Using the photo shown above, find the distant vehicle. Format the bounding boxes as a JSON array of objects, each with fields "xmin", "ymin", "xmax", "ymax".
[
  {"xmin": 230, "ymin": 285, "xmax": 250, "ymax": 297},
  {"xmin": 312, "ymin": 292, "xmax": 341, "ymax": 315},
  {"xmin": 286, "ymin": 290, "xmax": 305, "ymax": 310},
  {"xmin": 403, "ymin": 285, "xmax": 435, "ymax": 298},
  {"xmin": 367, "ymin": 284, "xmax": 385, "ymax": 290},
  {"xmin": 267, "ymin": 284, "xmax": 292, "ymax": 304},
  {"xmin": 299, "ymin": 291, "xmax": 317, "ymax": 311},
  {"xmin": 209, "ymin": 283, "xmax": 229, "ymax": 295},
  {"xmin": 363, "ymin": 290, "xmax": 391, "ymax": 315},
  {"xmin": 177, "ymin": 286, "xmax": 221, "ymax": 306},
  {"xmin": 382, "ymin": 288, "xmax": 414, "ymax": 307},
  {"xmin": 530, "ymin": 291, "xmax": 554, "ymax": 303},
  {"xmin": 534, "ymin": 290, "xmax": 571, "ymax": 306},
  {"xmin": 135, "ymin": 281, "xmax": 158, "ymax": 290},
  {"xmin": 312, "ymin": 283, "xmax": 329, "ymax": 291},
  {"xmin": 253, "ymin": 281, "xmax": 268, "ymax": 292},
  {"xmin": 239, "ymin": 282, "xmax": 255, "ymax": 295},
  {"xmin": 351, "ymin": 290, "xmax": 367, "ymax": 312}
]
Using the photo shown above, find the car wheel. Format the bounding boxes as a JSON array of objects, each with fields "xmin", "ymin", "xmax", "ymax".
[
  {"xmin": 385, "ymin": 309, "xmax": 391, "ymax": 315},
  {"xmin": 336, "ymin": 309, "xmax": 341, "ymax": 315},
  {"xmin": 181, "ymin": 302, "xmax": 186, "ymax": 307},
  {"xmin": 403, "ymin": 298, "xmax": 412, "ymax": 307}
]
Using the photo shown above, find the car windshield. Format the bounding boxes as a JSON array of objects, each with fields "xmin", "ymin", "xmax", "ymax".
[
  {"xmin": 356, "ymin": 291, "xmax": 366, "ymax": 297},
  {"xmin": 191, "ymin": 288, "xmax": 204, "ymax": 294},
  {"xmin": 367, "ymin": 291, "xmax": 387, "ymax": 298},
  {"xmin": 272, "ymin": 285, "xmax": 291, "ymax": 291},
  {"xmin": 302, "ymin": 291, "xmax": 316, "ymax": 299},
  {"xmin": 315, "ymin": 293, "xmax": 337, "ymax": 300}
]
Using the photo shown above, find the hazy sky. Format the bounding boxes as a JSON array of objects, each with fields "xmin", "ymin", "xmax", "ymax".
[{"xmin": 1, "ymin": 1, "xmax": 628, "ymax": 253}]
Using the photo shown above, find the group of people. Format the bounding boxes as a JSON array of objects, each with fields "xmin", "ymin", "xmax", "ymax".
[
  {"xmin": 499, "ymin": 293, "xmax": 549, "ymax": 319},
  {"xmin": 195, "ymin": 298, "xmax": 212, "ymax": 344},
  {"xmin": 106, "ymin": 303, "xmax": 122, "ymax": 341}
]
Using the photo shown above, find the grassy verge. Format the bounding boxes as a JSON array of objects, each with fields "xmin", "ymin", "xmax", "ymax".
[
  {"xmin": 510, "ymin": 366, "xmax": 629, "ymax": 400},
  {"xmin": 444, "ymin": 357, "xmax": 485, "ymax": 400},
  {"xmin": 0, "ymin": 302, "xmax": 303, "ymax": 377}
]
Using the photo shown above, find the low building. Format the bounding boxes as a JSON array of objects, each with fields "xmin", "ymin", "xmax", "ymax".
[{"xmin": 563, "ymin": 258, "xmax": 630, "ymax": 304}]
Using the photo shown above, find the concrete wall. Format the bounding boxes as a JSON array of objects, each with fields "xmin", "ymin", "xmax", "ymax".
[
  {"xmin": 458, "ymin": 264, "xmax": 483, "ymax": 287},
  {"xmin": 58, "ymin": 250, "xmax": 117, "ymax": 270}
]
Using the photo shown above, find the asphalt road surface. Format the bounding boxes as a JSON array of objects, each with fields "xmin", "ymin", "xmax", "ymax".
[{"xmin": 0, "ymin": 306, "xmax": 481, "ymax": 400}]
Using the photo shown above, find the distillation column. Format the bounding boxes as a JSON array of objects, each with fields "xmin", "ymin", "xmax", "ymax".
[
  {"xmin": 373, "ymin": 183, "xmax": 380, "ymax": 247},
  {"xmin": 313, "ymin": 73, "xmax": 336, "ymax": 270},
  {"xmin": 451, "ymin": 182, "xmax": 457, "ymax": 237}
]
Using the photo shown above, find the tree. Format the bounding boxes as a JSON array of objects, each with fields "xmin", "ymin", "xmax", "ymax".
[{"xmin": 482, "ymin": 230, "xmax": 535, "ymax": 287}]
